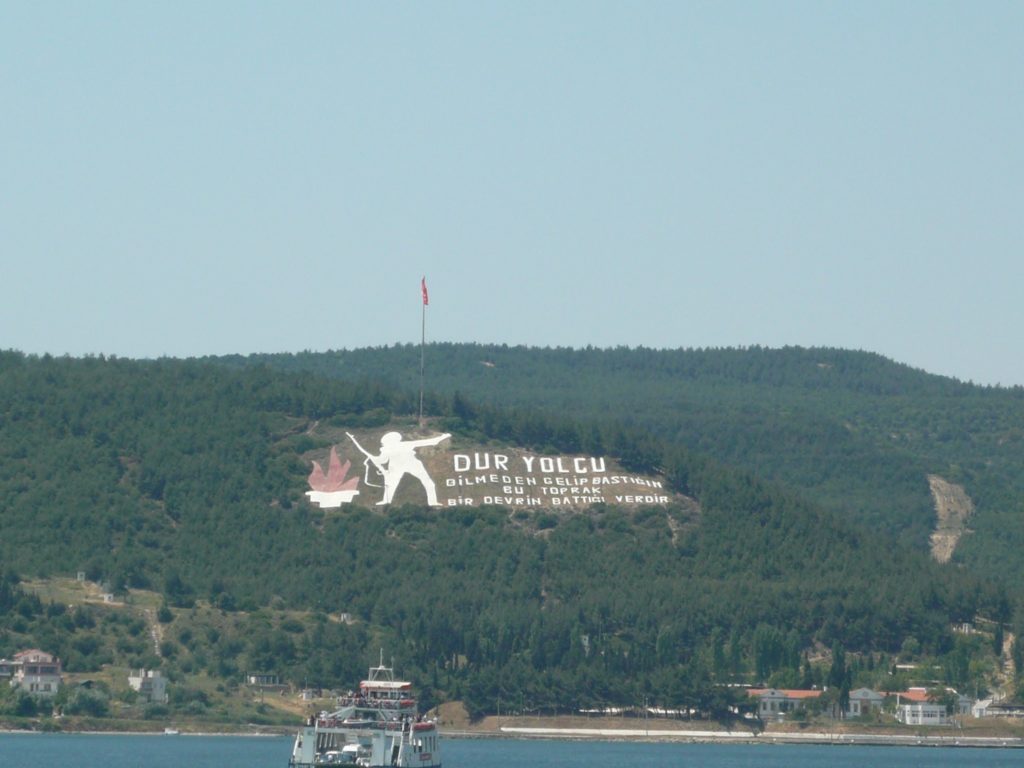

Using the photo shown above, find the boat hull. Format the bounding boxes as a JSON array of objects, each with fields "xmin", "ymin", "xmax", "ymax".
[{"xmin": 288, "ymin": 724, "xmax": 441, "ymax": 768}]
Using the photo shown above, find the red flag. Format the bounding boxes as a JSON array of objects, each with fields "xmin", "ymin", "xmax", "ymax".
[{"xmin": 421, "ymin": 277, "xmax": 429, "ymax": 306}]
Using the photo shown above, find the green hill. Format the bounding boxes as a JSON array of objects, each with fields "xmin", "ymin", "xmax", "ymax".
[{"xmin": 0, "ymin": 348, "xmax": 1018, "ymax": 723}]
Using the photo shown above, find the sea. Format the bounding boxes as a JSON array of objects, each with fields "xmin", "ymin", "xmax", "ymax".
[{"xmin": 0, "ymin": 733, "xmax": 1020, "ymax": 768}]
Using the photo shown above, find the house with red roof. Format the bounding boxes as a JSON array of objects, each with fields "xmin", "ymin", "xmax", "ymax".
[
  {"xmin": 7, "ymin": 649, "xmax": 63, "ymax": 698},
  {"xmin": 893, "ymin": 687, "xmax": 972, "ymax": 725}
]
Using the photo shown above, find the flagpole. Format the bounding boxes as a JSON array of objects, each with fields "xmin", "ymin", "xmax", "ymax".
[{"xmin": 419, "ymin": 278, "xmax": 426, "ymax": 426}]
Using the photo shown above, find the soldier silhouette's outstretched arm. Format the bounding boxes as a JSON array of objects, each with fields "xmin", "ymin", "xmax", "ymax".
[{"xmin": 404, "ymin": 433, "xmax": 451, "ymax": 449}]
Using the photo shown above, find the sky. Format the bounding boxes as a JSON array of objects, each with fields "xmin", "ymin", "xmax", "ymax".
[{"xmin": 2, "ymin": 2, "xmax": 1022, "ymax": 385}]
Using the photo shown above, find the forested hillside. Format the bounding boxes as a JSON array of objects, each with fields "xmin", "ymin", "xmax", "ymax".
[
  {"xmin": 0, "ymin": 350, "xmax": 1018, "ymax": 718},
  {"xmin": 216, "ymin": 345, "xmax": 1024, "ymax": 576}
]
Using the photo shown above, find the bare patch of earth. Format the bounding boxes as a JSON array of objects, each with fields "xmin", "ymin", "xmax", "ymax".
[{"xmin": 928, "ymin": 474, "xmax": 974, "ymax": 563}]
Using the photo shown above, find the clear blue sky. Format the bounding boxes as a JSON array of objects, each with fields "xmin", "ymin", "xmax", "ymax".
[{"xmin": 3, "ymin": 2, "xmax": 1022, "ymax": 384}]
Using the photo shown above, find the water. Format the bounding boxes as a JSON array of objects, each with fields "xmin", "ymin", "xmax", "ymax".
[{"xmin": 0, "ymin": 733, "xmax": 1020, "ymax": 768}]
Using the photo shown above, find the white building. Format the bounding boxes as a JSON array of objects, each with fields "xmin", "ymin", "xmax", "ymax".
[
  {"xmin": 894, "ymin": 686, "xmax": 972, "ymax": 722},
  {"xmin": 846, "ymin": 688, "xmax": 885, "ymax": 718},
  {"xmin": 982, "ymin": 700, "xmax": 1024, "ymax": 718},
  {"xmin": 973, "ymin": 698, "xmax": 993, "ymax": 718},
  {"xmin": 748, "ymin": 688, "xmax": 822, "ymax": 720},
  {"xmin": 247, "ymin": 673, "xmax": 282, "ymax": 686},
  {"xmin": 9, "ymin": 649, "xmax": 63, "ymax": 698},
  {"xmin": 952, "ymin": 692, "xmax": 972, "ymax": 716},
  {"xmin": 128, "ymin": 669, "xmax": 168, "ymax": 704},
  {"xmin": 896, "ymin": 702, "xmax": 949, "ymax": 726}
]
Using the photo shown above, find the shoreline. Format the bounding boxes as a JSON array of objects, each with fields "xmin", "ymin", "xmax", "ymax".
[
  {"xmin": 4, "ymin": 716, "xmax": 1024, "ymax": 750},
  {"xmin": 3, "ymin": 726, "xmax": 1022, "ymax": 750}
]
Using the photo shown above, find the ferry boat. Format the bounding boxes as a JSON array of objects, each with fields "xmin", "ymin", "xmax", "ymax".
[{"xmin": 288, "ymin": 657, "xmax": 441, "ymax": 768}]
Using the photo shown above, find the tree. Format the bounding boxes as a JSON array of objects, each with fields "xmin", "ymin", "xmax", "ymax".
[{"xmin": 828, "ymin": 644, "xmax": 850, "ymax": 716}]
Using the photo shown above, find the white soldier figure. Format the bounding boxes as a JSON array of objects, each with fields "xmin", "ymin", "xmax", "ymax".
[{"xmin": 347, "ymin": 431, "xmax": 450, "ymax": 506}]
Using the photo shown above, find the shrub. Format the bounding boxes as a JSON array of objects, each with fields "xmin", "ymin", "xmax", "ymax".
[
  {"xmin": 64, "ymin": 687, "xmax": 110, "ymax": 717},
  {"xmin": 143, "ymin": 703, "xmax": 170, "ymax": 720}
]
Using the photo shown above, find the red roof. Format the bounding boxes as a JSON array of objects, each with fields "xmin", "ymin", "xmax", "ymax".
[
  {"xmin": 14, "ymin": 649, "xmax": 56, "ymax": 662},
  {"xmin": 896, "ymin": 688, "xmax": 931, "ymax": 703}
]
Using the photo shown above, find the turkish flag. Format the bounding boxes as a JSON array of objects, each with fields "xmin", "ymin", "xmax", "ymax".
[{"xmin": 421, "ymin": 277, "xmax": 429, "ymax": 306}]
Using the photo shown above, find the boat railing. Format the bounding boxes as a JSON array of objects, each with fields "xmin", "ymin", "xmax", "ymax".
[
  {"xmin": 336, "ymin": 695, "xmax": 417, "ymax": 711},
  {"xmin": 314, "ymin": 715, "xmax": 437, "ymax": 732},
  {"xmin": 316, "ymin": 717, "xmax": 387, "ymax": 730}
]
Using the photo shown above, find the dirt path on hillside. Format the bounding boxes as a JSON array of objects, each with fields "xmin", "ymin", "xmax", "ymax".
[{"xmin": 144, "ymin": 608, "xmax": 164, "ymax": 656}]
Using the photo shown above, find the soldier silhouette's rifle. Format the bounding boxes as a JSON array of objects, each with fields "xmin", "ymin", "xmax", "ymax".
[{"xmin": 346, "ymin": 432, "xmax": 384, "ymax": 488}]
